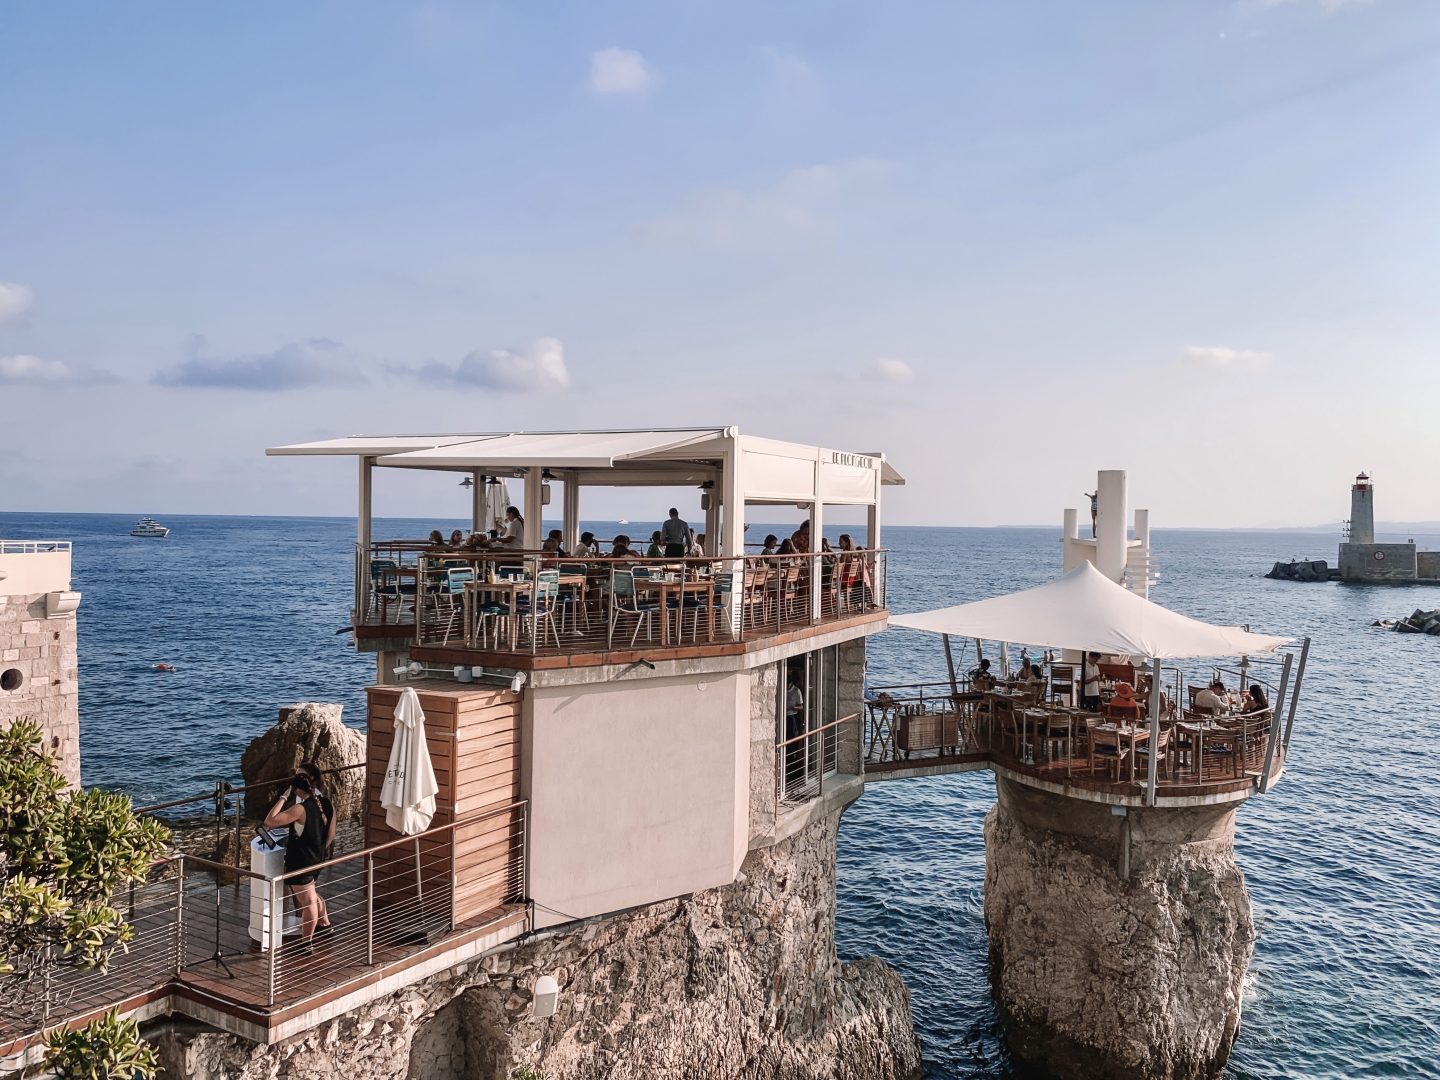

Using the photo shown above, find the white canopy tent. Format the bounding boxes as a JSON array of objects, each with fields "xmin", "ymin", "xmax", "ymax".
[
  {"xmin": 890, "ymin": 562, "xmax": 1296, "ymax": 804},
  {"xmin": 890, "ymin": 562, "xmax": 1290, "ymax": 660}
]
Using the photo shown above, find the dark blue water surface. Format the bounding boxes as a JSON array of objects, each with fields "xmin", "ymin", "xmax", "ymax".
[{"xmin": 2, "ymin": 512, "xmax": 1436, "ymax": 1079}]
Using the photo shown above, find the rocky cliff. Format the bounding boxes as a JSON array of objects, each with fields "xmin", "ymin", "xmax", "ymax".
[
  {"xmin": 153, "ymin": 810, "xmax": 921, "ymax": 1080},
  {"xmin": 984, "ymin": 777, "xmax": 1253, "ymax": 1080}
]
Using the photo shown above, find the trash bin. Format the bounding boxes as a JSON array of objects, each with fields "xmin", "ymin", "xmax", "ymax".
[{"xmin": 248, "ymin": 833, "xmax": 299, "ymax": 949}]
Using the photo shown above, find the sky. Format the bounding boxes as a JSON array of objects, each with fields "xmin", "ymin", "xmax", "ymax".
[{"xmin": 3, "ymin": 0, "xmax": 1440, "ymax": 528}]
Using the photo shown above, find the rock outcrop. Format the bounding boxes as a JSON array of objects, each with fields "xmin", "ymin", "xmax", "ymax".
[
  {"xmin": 151, "ymin": 809, "xmax": 921, "ymax": 1080},
  {"xmin": 239, "ymin": 702, "xmax": 365, "ymax": 819},
  {"xmin": 1388, "ymin": 608, "xmax": 1440, "ymax": 635},
  {"xmin": 984, "ymin": 777, "xmax": 1253, "ymax": 1080},
  {"xmin": 1265, "ymin": 558, "xmax": 1331, "ymax": 582}
]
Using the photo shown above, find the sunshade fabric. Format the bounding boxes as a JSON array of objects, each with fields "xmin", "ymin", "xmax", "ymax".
[
  {"xmin": 376, "ymin": 429, "xmax": 726, "ymax": 470},
  {"xmin": 889, "ymin": 562, "xmax": 1290, "ymax": 660},
  {"xmin": 266, "ymin": 434, "xmax": 494, "ymax": 456},
  {"xmin": 380, "ymin": 687, "xmax": 440, "ymax": 835}
]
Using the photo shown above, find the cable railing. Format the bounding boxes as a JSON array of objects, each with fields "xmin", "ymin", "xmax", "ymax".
[
  {"xmin": 1, "ymin": 802, "xmax": 528, "ymax": 1054},
  {"xmin": 381, "ymin": 549, "xmax": 887, "ymax": 658},
  {"xmin": 0, "ymin": 539, "xmax": 72, "ymax": 554},
  {"xmin": 775, "ymin": 712, "xmax": 859, "ymax": 808}
]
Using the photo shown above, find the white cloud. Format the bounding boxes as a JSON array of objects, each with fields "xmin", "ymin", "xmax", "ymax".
[
  {"xmin": 154, "ymin": 337, "xmax": 363, "ymax": 390},
  {"xmin": 870, "ymin": 358, "xmax": 914, "ymax": 382},
  {"xmin": 589, "ymin": 48, "xmax": 654, "ymax": 96},
  {"xmin": 758, "ymin": 45, "xmax": 820, "ymax": 90},
  {"xmin": 1256, "ymin": 0, "xmax": 1375, "ymax": 11},
  {"xmin": 1183, "ymin": 345, "xmax": 1273, "ymax": 370},
  {"xmin": 0, "ymin": 282, "xmax": 35, "ymax": 324},
  {"xmin": 411, "ymin": 337, "xmax": 570, "ymax": 392},
  {"xmin": 0, "ymin": 354, "xmax": 78, "ymax": 384},
  {"xmin": 640, "ymin": 158, "xmax": 891, "ymax": 254}
]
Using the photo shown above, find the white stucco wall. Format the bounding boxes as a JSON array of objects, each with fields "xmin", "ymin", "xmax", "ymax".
[{"xmin": 526, "ymin": 672, "xmax": 749, "ymax": 928}]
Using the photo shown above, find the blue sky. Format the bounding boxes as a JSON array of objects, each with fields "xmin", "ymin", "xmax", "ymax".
[{"xmin": 3, "ymin": 0, "xmax": 1439, "ymax": 527}]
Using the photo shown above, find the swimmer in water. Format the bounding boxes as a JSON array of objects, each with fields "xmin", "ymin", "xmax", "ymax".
[{"xmin": 153, "ymin": 662, "xmax": 175, "ymax": 672}]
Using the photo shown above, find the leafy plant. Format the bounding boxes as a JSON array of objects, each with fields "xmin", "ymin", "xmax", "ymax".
[
  {"xmin": 511, "ymin": 1068, "xmax": 547, "ymax": 1080},
  {"xmin": 43, "ymin": 1007, "xmax": 160, "ymax": 1079},
  {"xmin": 1, "ymin": 718, "xmax": 170, "ymax": 1076}
]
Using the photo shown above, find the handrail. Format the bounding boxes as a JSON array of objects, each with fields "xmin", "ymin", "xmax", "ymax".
[
  {"xmin": 0, "ymin": 539, "xmax": 71, "ymax": 554},
  {"xmin": 132, "ymin": 761, "xmax": 367, "ymax": 816},
  {"xmin": 775, "ymin": 710, "xmax": 859, "ymax": 751}
]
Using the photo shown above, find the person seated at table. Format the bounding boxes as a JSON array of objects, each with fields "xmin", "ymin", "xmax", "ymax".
[
  {"xmin": 574, "ymin": 531, "xmax": 599, "ymax": 557},
  {"xmin": 1107, "ymin": 681, "xmax": 1141, "ymax": 719},
  {"xmin": 693, "ymin": 532, "xmax": 707, "ymax": 557},
  {"xmin": 446, "ymin": 528, "xmax": 464, "ymax": 548},
  {"xmin": 791, "ymin": 519, "xmax": 811, "ymax": 554},
  {"xmin": 541, "ymin": 529, "xmax": 568, "ymax": 558},
  {"xmin": 1193, "ymin": 679, "xmax": 1230, "ymax": 715},
  {"xmin": 611, "ymin": 534, "xmax": 638, "ymax": 559},
  {"xmin": 968, "ymin": 658, "xmax": 997, "ymax": 691},
  {"xmin": 777, "ymin": 538, "xmax": 798, "ymax": 557},
  {"xmin": 1016, "ymin": 657, "xmax": 1040, "ymax": 683},
  {"xmin": 426, "ymin": 529, "xmax": 446, "ymax": 548},
  {"xmin": 646, "ymin": 531, "xmax": 664, "ymax": 558},
  {"xmin": 1246, "ymin": 683, "xmax": 1269, "ymax": 714},
  {"xmin": 761, "ymin": 534, "xmax": 780, "ymax": 556},
  {"xmin": 463, "ymin": 531, "xmax": 490, "ymax": 550},
  {"xmin": 493, "ymin": 506, "xmax": 524, "ymax": 547}
]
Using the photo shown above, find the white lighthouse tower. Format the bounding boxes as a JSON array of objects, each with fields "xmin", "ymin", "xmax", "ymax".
[{"xmin": 1348, "ymin": 472, "xmax": 1375, "ymax": 545}]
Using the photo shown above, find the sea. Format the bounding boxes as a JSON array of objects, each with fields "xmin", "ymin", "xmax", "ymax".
[{"xmin": 2, "ymin": 511, "xmax": 1437, "ymax": 1080}]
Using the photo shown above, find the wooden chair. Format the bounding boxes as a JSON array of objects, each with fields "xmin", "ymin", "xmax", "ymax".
[
  {"xmin": 1088, "ymin": 724, "xmax": 1130, "ymax": 780},
  {"xmin": 1132, "ymin": 726, "xmax": 1172, "ymax": 781},
  {"xmin": 1049, "ymin": 664, "xmax": 1076, "ymax": 706}
]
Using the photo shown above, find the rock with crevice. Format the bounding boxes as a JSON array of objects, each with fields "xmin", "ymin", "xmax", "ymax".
[
  {"xmin": 239, "ymin": 702, "xmax": 365, "ymax": 819},
  {"xmin": 985, "ymin": 776, "xmax": 1253, "ymax": 1080}
]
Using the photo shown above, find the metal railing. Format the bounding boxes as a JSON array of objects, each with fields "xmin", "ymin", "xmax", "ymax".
[
  {"xmin": 383, "ymin": 548, "xmax": 887, "ymax": 657},
  {"xmin": 776, "ymin": 712, "xmax": 858, "ymax": 806},
  {"xmin": 2, "ymin": 802, "xmax": 528, "ymax": 1053},
  {"xmin": 0, "ymin": 539, "xmax": 71, "ymax": 554}
]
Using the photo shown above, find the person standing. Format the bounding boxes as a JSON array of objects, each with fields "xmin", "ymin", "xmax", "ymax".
[
  {"xmin": 495, "ymin": 506, "xmax": 524, "ymax": 547},
  {"xmin": 1081, "ymin": 651, "xmax": 1103, "ymax": 711},
  {"xmin": 264, "ymin": 774, "xmax": 327, "ymax": 953},
  {"xmin": 660, "ymin": 508, "xmax": 689, "ymax": 558},
  {"xmin": 299, "ymin": 761, "xmax": 336, "ymax": 935}
]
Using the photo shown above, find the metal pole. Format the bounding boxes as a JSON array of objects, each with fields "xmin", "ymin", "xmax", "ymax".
[
  {"xmin": 267, "ymin": 877, "xmax": 280, "ymax": 1006},
  {"xmin": 1145, "ymin": 657, "xmax": 1162, "ymax": 806},
  {"xmin": 942, "ymin": 634, "xmax": 959, "ymax": 696},
  {"xmin": 174, "ymin": 855, "xmax": 186, "ymax": 976},
  {"xmin": 1282, "ymin": 637, "xmax": 1311, "ymax": 751},
  {"xmin": 1259, "ymin": 652, "xmax": 1293, "ymax": 794},
  {"xmin": 365, "ymin": 854, "xmax": 375, "ymax": 966}
]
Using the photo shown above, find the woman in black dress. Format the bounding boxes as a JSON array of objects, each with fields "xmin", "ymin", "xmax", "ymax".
[{"xmin": 264, "ymin": 774, "xmax": 327, "ymax": 952}]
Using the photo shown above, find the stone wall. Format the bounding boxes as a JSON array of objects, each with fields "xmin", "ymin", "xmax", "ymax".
[
  {"xmin": 984, "ymin": 776, "xmax": 1253, "ymax": 1080},
  {"xmin": 748, "ymin": 661, "xmax": 779, "ymax": 844},
  {"xmin": 152, "ymin": 810, "xmax": 921, "ymax": 1080},
  {"xmin": 0, "ymin": 592, "xmax": 80, "ymax": 786},
  {"xmin": 1339, "ymin": 542, "xmax": 1419, "ymax": 582}
]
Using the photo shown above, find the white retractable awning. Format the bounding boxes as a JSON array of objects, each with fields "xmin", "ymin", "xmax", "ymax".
[
  {"xmin": 265, "ymin": 434, "xmax": 499, "ymax": 456},
  {"xmin": 375, "ymin": 429, "xmax": 728, "ymax": 470},
  {"xmin": 890, "ymin": 562, "xmax": 1290, "ymax": 660}
]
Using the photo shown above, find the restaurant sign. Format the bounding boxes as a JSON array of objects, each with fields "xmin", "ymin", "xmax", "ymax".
[{"xmin": 830, "ymin": 451, "xmax": 877, "ymax": 470}]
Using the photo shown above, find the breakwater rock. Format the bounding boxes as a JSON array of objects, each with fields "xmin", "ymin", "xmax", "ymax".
[
  {"xmin": 1265, "ymin": 559, "xmax": 1331, "ymax": 582},
  {"xmin": 985, "ymin": 777, "xmax": 1253, "ymax": 1080},
  {"xmin": 1386, "ymin": 608, "xmax": 1440, "ymax": 634},
  {"xmin": 152, "ymin": 809, "xmax": 920, "ymax": 1080},
  {"xmin": 239, "ymin": 702, "xmax": 365, "ymax": 819}
]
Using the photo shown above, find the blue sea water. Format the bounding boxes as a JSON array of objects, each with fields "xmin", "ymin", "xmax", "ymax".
[{"xmin": 2, "ymin": 511, "xmax": 1437, "ymax": 1079}]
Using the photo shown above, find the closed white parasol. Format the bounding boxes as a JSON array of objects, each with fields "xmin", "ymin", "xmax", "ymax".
[{"xmin": 380, "ymin": 687, "xmax": 439, "ymax": 835}]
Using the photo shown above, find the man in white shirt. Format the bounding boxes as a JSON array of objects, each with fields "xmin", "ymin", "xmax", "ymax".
[
  {"xmin": 1194, "ymin": 680, "xmax": 1230, "ymax": 715},
  {"xmin": 1081, "ymin": 652, "xmax": 1103, "ymax": 710}
]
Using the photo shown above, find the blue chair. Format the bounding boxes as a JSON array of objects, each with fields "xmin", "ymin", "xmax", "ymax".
[
  {"xmin": 436, "ymin": 567, "xmax": 475, "ymax": 644},
  {"xmin": 516, "ymin": 570, "xmax": 561, "ymax": 650},
  {"xmin": 608, "ymin": 569, "xmax": 659, "ymax": 648},
  {"xmin": 368, "ymin": 558, "xmax": 416, "ymax": 624}
]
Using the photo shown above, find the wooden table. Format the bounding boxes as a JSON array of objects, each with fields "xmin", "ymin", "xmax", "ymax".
[{"xmin": 636, "ymin": 576, "xmax": 717, "ymax": 645}]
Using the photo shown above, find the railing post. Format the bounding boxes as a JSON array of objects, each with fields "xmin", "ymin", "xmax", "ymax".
[
  {"xmin": 365, "ymin": 854, "xmax": 375, "ymax": 966},
  {"xmin": 1259, "ymin": 651, "xmax": 1293, "ymax": 794},
  {"xmin": 267, "ymin": 876, "xmax": 281, "ymax": 1007},
  {"xmin": 173, "ymin": 855, "xmax": 186, "ymax": 977}
]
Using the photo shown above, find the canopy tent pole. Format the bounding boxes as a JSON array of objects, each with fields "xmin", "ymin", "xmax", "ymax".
[
  {"xmin": 470, "ymin": 470, "xmax": 484, "ymax": 534},
  {"xmin": 562, "ymin": 474, "xmax": 580, "ymax": 553},
  {"xmin": 523, "ymin": 467, "xmax": 543, "ymax": 550},
  {"xmin": 1281, "ymin": 637, "xmax": 1311, "ymax": 751},
  {"xmin": 1145, "ymin": 656, "xmax": 1162, "ymax": 806},
  {"xmin": 1259, "ymin": 651, "xmax": 1294, "ymax": 794},
  {"xmin": 942, "ymin": 634, "xmax": 959, "ymax": 695}
]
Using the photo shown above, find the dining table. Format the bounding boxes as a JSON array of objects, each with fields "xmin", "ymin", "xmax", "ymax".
[
  {"xmin": 1091, "ymin": 721, "xmax": 1152, "ymax": 781},
  {"xmin": 635, "ymin": 573, "xmax": 718, "ymax": 645},
  {"xmin": 463, "ymin": 574, "xmax": 587, "ymax": 651}
]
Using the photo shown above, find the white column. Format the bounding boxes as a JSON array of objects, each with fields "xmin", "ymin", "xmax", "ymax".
[
  {"xmin": 356, "ymin": 457, "xmax": 373, "ymax": 620},
  {"xmin": 867, "ymin": 464, "xmax": 882, "ymax": 551},
  {"xmin": 562, "ymin": 475, "xmax": 580, "ymax": 552},
  {"xmin": 1095, "ymin": 469, "xmax": 1128, "ymax": 583},
  {"xmin": 1061, "ymin": 508, "xmax": 1080, "ymax": 572},
  {"xmin": 809, "ymin": 497, "xmax": 825, "ymax": 621},
  {"xmin": 523, "ymin": 467, "xmax": 543, "ymax": 549},
  {"xmin": 1132, "ymin": 508, "xmax": 1151, "ymax": 598},
  {"xmin": 722, "ymin": 445, "xmax": 745, "ymax": 633},
  {"xmin": 704, "ymin": 489, "xmax": 720, "ymax": 555}
]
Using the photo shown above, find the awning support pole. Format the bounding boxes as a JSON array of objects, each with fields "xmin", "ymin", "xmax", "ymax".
[
  {"xmin": 1281, "ymin": 636, "xmax": 1311, "ymax": 751},
  {"xmin": 1145, "ymin": 656, "xmax": 1161, "ymax": 806},
  {"xmin": 942, "ymin": 634, "xmax": 958, "ymax": 696},
  {"xmin": 1259, "ymin": 651, "xmax": 1293, "ymax": 794}
]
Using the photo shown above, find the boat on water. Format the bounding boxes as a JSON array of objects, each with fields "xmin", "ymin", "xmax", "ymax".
[{"xmin": 130, "ymin": 517, "xmax": 170, "ymax": 538}]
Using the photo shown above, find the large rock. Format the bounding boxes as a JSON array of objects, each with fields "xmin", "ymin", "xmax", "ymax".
[
  {"xmin": 239, "ymin": 702, "xmax": 365, "ymax": 820},
  {"xmin": 1265, "ymin": 559, "xmax": 1329, "ymax": 582},
  {"xmin": 985, "ymin": 777, "xmax": 1253, "ymax": 1080},
  {"xmin": 150, "ymin": 810, "xmax": 922, "ymax": 1080}
]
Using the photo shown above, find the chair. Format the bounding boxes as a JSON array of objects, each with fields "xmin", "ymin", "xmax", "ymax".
[
  {"xmin": 683, "ymin": 572, "xmax": 732, "ymax": 642},
  {"xmin": 434, "ymin": 567, "xmax": 474, "ymax": 644},
  {"xmin": 516, "ymin": 570, "xmax": 562, "ymax": 650},
  {"xmin": 368, "ymin": 558, "xmax": 409, "ymax": 623},
  {"xmin": 608, "ymin": 569, "xmax": 659, "ymax": 648},
  {"xmin": 1049, "ymin": 664, "xmax": 1076, "ymax": 707},
  {"xmin": 1132, "ymin": 726, "xmax": 1172, "ymax": 781},
  {"xmin": 1104, "ymin": 700, "xmax": 1142, "ymax": 723},
  {"xmin": 1088, "ymin": 724, "xmax": 1131, "ymax": 781},
  {"xmin": 558, "ymin": 562, "xmax": 591, "ymax": 634}
]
